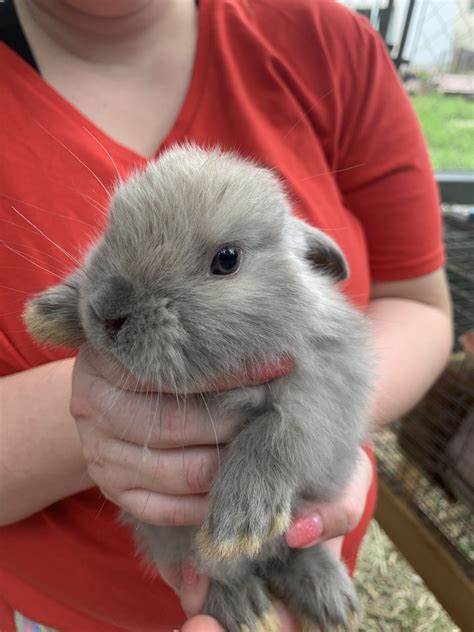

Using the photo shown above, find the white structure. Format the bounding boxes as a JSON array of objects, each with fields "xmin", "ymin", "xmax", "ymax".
[
  {"xmin": 340, "ymin": 0, "xmax": 472, "ymax": 70},
  {"xmin": 454, "ymin": 0, "xmax": 474, "ymax": 53}
]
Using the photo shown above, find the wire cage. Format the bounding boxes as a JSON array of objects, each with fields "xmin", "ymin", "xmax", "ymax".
[{"xmin": 373, "ymin": 215, "xmax": 474, "ymax": 629}]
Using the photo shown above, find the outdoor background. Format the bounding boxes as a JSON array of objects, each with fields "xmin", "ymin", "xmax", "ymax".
[
  {"xmin": 343, "ymin": 0, "xmax": 474, "ymax": 171},
  {"xmin": 340, "ymin": 1, "xmax": 473, "ymax": 630}
]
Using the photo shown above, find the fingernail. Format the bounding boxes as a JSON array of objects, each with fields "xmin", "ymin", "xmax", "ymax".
[
  {"xmin": 285, "ymin": 514, "xmax": 323, "ymax": 548},
  {"xmin": 181, "ymin": 561, "xmax": 200, "ymax": 586}
]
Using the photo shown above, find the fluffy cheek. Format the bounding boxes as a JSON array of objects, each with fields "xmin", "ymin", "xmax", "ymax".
[
  {"xmin": 23, "ymin": 302, "xmax": 79, "ymax": 348},
  {"xmin": 23, "ymin": 278, "xmax": 85, "ymax": 349},
  {"xmin": 83, "ymin": 306, "xmax": 192, "ymax": 385}
]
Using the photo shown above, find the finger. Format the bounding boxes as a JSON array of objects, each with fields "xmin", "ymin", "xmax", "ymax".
[
  {"xmin": 180, "ymin": 615, "xmax": 225, "ymax": 632},
  {"xmin": 82, "ymin": 345, "xmax": 294, "ymax": 393},
  {"xmin": 160, "ymin": 563, "xmax": 210, "ymax": 618},
  {"xmin": 272, "ymin": 600, "xmax": 301, "ymax": 631},
  {"xmin": 82, "ymin": 383, "xmax": 239, "ymax": 448},
  {"xmin": 286, "ymin": 449, "xmax": 373, "ymax": 548},
  {"xmin": 115, "ymin": 490, "xmax": 209, "ymax": 526},
  {"xmin": 89, "ymin": 442, "xmax": 220, "ymax": 495},
  {"xmin": 180, "ymin": 601, "xmax": 299, "ymax": 632},
  {"xmin": 118, "ymin": 358, "xmax": 295, "ymax": 393},
  {"xmin": 179, "ymin": 567, "xmax": 211, "ymax": 617},
  {"xmin": 191, "ymin": 356, "xmax": 296, "ymax": 393},
  {"xmin": 324, "ymin": 535, "xmax": 344, "ymax": 558}
]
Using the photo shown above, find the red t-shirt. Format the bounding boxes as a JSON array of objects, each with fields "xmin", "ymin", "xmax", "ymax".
[{"xmin": 0, "ymin": 1, "xmax": 443, "ymax": 630}]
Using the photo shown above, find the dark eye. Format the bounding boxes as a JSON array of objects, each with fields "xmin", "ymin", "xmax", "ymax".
[{"xmin": 210, "ymin": 246, "xmax": 241, "ymax": 276}]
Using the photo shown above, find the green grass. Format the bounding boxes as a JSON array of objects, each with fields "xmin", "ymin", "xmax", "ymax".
[{"xmin": 410, "ymin": 93, "xmax": 474, "ymax": 171}]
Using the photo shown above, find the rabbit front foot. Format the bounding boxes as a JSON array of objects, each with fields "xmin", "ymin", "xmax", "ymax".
[
  {"xmin": 297, "ymin": 611, "xmax": 359, "ymax": 632},
  {"xmin": 196, "ymin": 511, "xmax": 291, "ymax": 560},
  {"xmin": 264, "ymin": 545, "xmax": 359, "ymax": 632},
  {"xmin": 196, "ymin": 474, "xmax": 292, "ymax": 560},
  {"xmin": 295, "ymin": 562, "xmax": 359, "ymax": 632},
  {"xmin": 204, "ymin": 575, "xmax": 279, "ymax": 632}
]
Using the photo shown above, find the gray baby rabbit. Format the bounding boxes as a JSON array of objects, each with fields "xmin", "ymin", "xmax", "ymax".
[{"xmin": 24, "ymin": 145, "xmax": 372, "ymax": 632}]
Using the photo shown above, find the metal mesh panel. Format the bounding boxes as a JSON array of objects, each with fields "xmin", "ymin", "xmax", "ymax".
[
  {"xmin": 443, "ymin": 215, "xmax": 474, "ymax": 345},
  {"xmin": 374, "ymin": 218, "xmax": 474, "ymax": 576}
]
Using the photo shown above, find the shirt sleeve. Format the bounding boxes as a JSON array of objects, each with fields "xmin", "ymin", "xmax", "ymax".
[{"xmin": 329, "ymin": 9, "xmax": 445, "ymax": 282}]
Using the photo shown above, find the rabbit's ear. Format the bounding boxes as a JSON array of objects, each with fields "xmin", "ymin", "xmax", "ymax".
[
  {"xmin": 291, "ymin": 217, "xmax": 349, "ymax": 282},
  {"xmin": 23, "ymin": 272, "xmax": 85, "ymax": 348}
]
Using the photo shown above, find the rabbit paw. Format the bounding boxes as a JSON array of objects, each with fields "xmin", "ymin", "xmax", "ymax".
[
  {"xmin": 298, "ymin": 611, "xmax": 359, "ymax": 632},
  {"xmin": 297, "ymin": 567, "xmax": 358, "ymax": 632},
  {"xmin": 196, "ymin": 475, "xmax": 292, "ymax": 561},
  {"xmin": 264, "ymin": 545, "xmax": 359, "ymax": 632},
  {"xmin": 205, "ymin": 574, "xmax": 279, "ymax": 632}
]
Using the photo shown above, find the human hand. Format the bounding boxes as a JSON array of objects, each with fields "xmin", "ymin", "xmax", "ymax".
[
  {"xmin": 284, "ymin": 446, "xmax": 374, "ymax": 556},
  {"xmin": 70, "ymin": 345, "xmax": 293, "ymax": 524},
  {"xmin": 71, "ymin": 345, "xmax": 239, "ymax": 524},
  {"xmin": 170, "ymin": 447, "xmax": 373, "ymax": 631}
]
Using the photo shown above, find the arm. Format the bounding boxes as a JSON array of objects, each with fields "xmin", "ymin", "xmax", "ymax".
[
  {"xmin": 0, "ymin": 359, "xmax": 93, "ymax": 526},
  {"xmin": 368, "ymin": 268, "xmax": 453, "ymax": 429}
]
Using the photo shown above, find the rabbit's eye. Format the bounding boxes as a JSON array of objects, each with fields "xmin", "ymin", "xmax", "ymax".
[{"xmin": 210, "ymin": 246, "xmax": 241, "ymax": 276}]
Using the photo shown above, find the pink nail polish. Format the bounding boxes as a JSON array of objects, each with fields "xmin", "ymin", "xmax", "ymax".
[
  {"xmin": 182, "ymin": 561, "xmax": 199, "ymax": 586},
  {"xmin": 285, "ymin": 515, "xmax": 323, "ymax": 548}
]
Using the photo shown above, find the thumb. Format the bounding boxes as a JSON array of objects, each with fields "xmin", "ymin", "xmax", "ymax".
[
  {"xmin": 180, "ymin": 615, "xmax": 226, "ymax": 632},
  {"xmin": 285, "ymin": 448, "xmax": 373, "ymax": 549},
  {"xmin": 159, "ymin": 562, "xmax": 211, "ymax": 618},
  {"xmin": 179, "ymin": 563, "xmax": 211, "ymax": 617}
]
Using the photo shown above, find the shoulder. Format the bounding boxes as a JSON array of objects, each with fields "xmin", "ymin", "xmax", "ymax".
[
  {"xmin": 217, "ymin": 0, "xmax": 376, "ymax": 41},
  {"xmin": 217, "ymin": 0, "xmax": 369, "ymax": 26},
  {"xmin": 213, "ymin": 0, "xmax": 381, "ymax": 70}
]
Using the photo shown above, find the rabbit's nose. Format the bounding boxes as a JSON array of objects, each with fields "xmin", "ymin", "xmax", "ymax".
[
  {"xmin": 89, "ymin": 276, "xmax": 134, "ymax": 333},
  {"xmin": 103, "ymin": 314, "xmax": 128, "ymax": 332}
]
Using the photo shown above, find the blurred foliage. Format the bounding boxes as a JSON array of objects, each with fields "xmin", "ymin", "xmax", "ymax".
[{"xmin": 411, "ymin": 93, "xmax": 474, "ymax": 171}]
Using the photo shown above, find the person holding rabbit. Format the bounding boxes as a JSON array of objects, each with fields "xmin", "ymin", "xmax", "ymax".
[{"xmin": 0, "ymin": 1, "xmax": 452, "ymax": 631}]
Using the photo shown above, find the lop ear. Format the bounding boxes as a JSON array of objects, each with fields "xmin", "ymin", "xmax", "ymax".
[
  {"xmin": 23, "ymin": 272, "xmax": 85, "ymax": 348},
  {"xmin": 291, "ymin": 217, "xmax": 349, "ymax": 282},
  {"xmin": 291, "ymin": 217, "xmax": 349, "ymax": 281}
]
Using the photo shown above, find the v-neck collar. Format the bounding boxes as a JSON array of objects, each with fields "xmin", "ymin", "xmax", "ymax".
[{"xmin": 0, "ymin": 0, "xmax": 212, "ymax": 163}]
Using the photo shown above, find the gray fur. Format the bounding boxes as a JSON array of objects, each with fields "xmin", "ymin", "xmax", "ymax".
[
  {"xmin": 262, "ymin": 543, "xmax": 359, "ymax": 630},
  {"xmin": 24, "ymin": 145, "xmax": 372, "ymax": 631}
]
